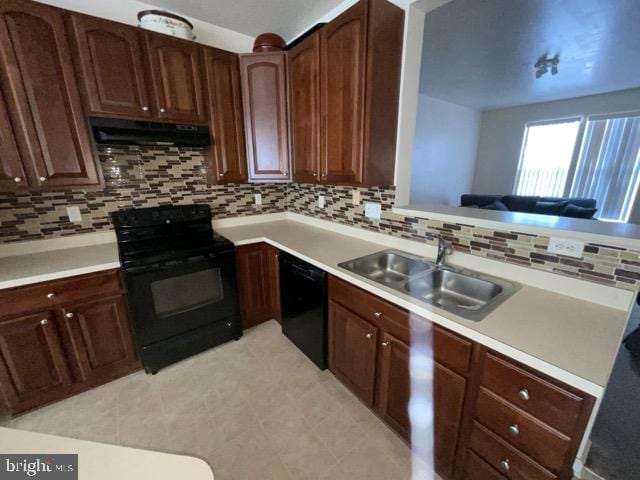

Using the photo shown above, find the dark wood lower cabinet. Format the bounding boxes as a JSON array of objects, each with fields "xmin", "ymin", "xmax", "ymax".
[
  {"xmin": 60, "ymin": 295, "xmax": 138, "ymax": 384},
  {"xmin": 0, "ymin": 311, "xmax": 72, "ymax": 414},
  {"xmin": 0, "ymin": 270, "xmax": 140, "ymax": 416},
  {"xmin": 328, "ymin": 301, "xmax": 378, "ymax": 406},
  {"xmin": 327, "ymin": 275, "xmax": 594, "ymax": 480},
  {"xmin": 236, "ymin": 243, "xmax": 280, "ymax": 329}
]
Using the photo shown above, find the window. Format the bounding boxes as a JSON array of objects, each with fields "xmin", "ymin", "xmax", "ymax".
[
  {"xmin": 514, "ymin": 119, "xmax": 581, "ymax": 197},
  {"xmin": 513, "ymin": 113, "xmax": 640, "ymax": 222}
]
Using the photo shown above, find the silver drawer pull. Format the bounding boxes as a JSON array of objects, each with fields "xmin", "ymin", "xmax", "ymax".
[
  {"xmin": 14, "ymin": 177, "xmax": 22, "ymax": 183},
  {"xmin": 46, "ymin": 292, "xmax": 55, "ymax": 299},
  {"xmin": 373, "ymin": 311, "xmax": 382, "ymax": 318},
  {"xmin": 518, "ymin": 388, "xmax": 530, "ymax": 401},
  {"xmin": 499, "ymin": 459, "xmax": 510, "ymax": 472},
  {"xmin": 65, "ymin": 312, "xmax": 74, "ymax": 318},
  {"xmin": 40, "ymin": 319, "xmax": 48, "ymax": 326},
  {"xmin": 381, "ymin": 341, "xmax": 390, "ymax": 347},
  {"xmin": 39, "ymin": 176, "xmax": 46, "ymax": 182},
  {"xmin": 365, "ymin": 332, "xmax": 373, "ymax": 339},
  {"xmin": 160, "ymin": 108, "xmax": 166, "ymax": 113},
  {"xmin": 142, "ymin": 106, "xmax": 149, "ymax": 111},
  {"xmin": 508, "ymin": 424, "xmax": 520, "ymax": 436}
]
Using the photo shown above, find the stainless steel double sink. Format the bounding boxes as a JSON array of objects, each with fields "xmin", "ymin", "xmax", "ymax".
[{"xmin": 338, "ymin": 250, "xmax": 519, "ymax": 321}]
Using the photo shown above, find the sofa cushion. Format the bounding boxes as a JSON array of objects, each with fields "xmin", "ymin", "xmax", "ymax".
[
  {"xmin": 534, "ymin": 200, "xmax": 570, "ymax": 216},
  {"xmin": 479, "ymin": 200, "xmax": 510, "ymax": 211},
  {"xmin": 565, "ymin": 204, "xmax": 598, "ymax": 219},
  {"xmin": 502, "ymin": 195, "xmax": 539, "ymax": 213}
]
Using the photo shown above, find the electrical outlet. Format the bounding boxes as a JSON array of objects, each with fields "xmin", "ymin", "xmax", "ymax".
[
  {"xmin": 548, "ymin": 237, "xmax": 585, "ymax": 258},
  {"xmin": 254, "ymin": 193, "xmax": 262, "ymax": 205},
  {"xmin": 67, "ymin": 206, "xmax": 82, "ymax": 223},
  {"xmin": 364, "ymin": 201, "xmax": 381, "ymax": 220},
  {"xmin": 318, "ymin": 195, "xmax": 325, "ymax": 208},
  {"xmin": 352, "ymin": 189, "xmax": 360, "ymax": 205}
]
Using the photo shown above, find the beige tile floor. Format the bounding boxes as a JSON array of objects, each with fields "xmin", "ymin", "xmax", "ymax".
[{"xmin": 5, "ymin": 320, "xmax": 443, "ymax": 480}]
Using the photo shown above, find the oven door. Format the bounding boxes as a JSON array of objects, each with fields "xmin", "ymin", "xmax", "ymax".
[{"xmin": 123, "ymin": 250, "xmax": 239, "ymax": 347}]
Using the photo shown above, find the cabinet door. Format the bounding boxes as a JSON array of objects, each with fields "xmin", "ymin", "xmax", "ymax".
[
  {"xmin": 145, "ymin": 33, "xmax": 207, "ymax": 123},
  {"xmin": 328, "ymin": 301, "xmax": 378, "ymax": 405},
  {"xmin": 0, "ymin": 88, "xmax": 27, "ymax": 190},
  {"xmin": 203, "ymin": 48, "xmax": 247, "ymax": 183},
  {"xmin": 0, "ymin": 0, "xmax": 99, "ymax": 188},
  {"xmin": 240, "ymin": 53, "xmax": 290, "ymax": 182},
  {"xmin": 236, "ymin": 243, "xmax": 280, "ymax": 328},
  {"xmin": 69, "ymin": 14, "xmax": 152, "ymax": 118},
  {"xmin": 60, "ymin": 295, "xmax": 138, "ymax": 384},
  {"xmin": 0, "ymin": 312, "xmax": 71, "ymax": 414},
  {"xmin": 320, "ymin": 1, "xmax": 366, "ymax": 185},
  {"xmin": 377, "ymin": 332, "xmax": 410, "ymax": 439},
  {"xmin": 288, "ymin": 33, "xmax": 320, "ymax": 183},
  {"xmin": 434, "ymin": 363, "xmax": 467, "ymax": 479}
]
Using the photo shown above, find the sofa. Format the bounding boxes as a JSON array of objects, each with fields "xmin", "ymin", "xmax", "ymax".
[{"xmin": 460, "ymin": 194, "xmax": 598, "ymax": 219}]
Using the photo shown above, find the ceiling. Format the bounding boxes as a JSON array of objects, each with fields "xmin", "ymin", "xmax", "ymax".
[
  {"xmin": 147, "ymin": 0, "xmax": 346, "ymax": 41},
  {"xmin": 421, "ymin": 0, "xmax": 640, "ymax": 111}
]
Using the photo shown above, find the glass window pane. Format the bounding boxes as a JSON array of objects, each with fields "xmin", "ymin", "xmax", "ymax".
[{"xmin": 514, "ymin": 120, "xmax": 581, "ymax": 196}]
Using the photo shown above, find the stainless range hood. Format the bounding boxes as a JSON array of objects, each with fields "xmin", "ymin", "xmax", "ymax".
[{"xmin": 89, "ymin": 117, "xmax": 211, "ymax": 147}]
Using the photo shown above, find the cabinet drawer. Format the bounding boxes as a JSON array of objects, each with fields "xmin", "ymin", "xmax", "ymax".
[
  {"xmin": 433, "ymin": 325, "xmax": 472, "ymax": 376},
  {"xmin": 476, "ymin": 388, "xmax": 571, "ymax": 472},
  {"xmin": 329, "ymin": 275, "xmax": 409, "ymax": 338},
  {"xmin": 481, "ymin": 352, "xmax": 585, "ymax": 435},
  {"xmin": 0, "ymin": 270, "xmax": 122, "ymax": 318},
  {"xmin": 470, "ymin": 421, "xmax": 557, "ymax": 480},
  {"xmin": 464, "ymin": 451, "xmax": 506, "ymax": 480}
]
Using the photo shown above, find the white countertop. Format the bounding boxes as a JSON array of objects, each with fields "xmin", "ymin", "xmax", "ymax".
[
  {"xmin": 0, "ymin": 215, "xmax": 631, "ymax": 396},
  {"xmin": 0, "ymin": 427, "xmax": 214, "ymax": 480},
  {"xmin": 216, "ymin": 219, "xmax": 630, "ymax": 396},
  {"xmin": 0, "ymin": 243, "xmax": 119, "ymax": 290}
]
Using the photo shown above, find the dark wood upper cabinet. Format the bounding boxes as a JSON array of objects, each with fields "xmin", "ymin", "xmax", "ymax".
[
  {"xmin": 203, "ymin": 47, "xmax": 247, "ymax": 184},
  {"xmin": 240, "ymin": 52, "xmax": 291, "ymax": 183},
  {"xmin": 318, "ymin": 0, "xmax": 403, "ymax": 186},
  {"xmin": 236, "ymin": 243, "xmax": 280, "ymax": 329},
  {"xmin": 0, "ymin": 311, "xmax": 72, "ymax": 413},
  {"xmin": 328, "ymin": 300, "xmax": 379, "ymax": 406},
  {"xmin": 288, "ymin": 32, "xmax": 321, "ymax": 183},
  {"xmin": 320, "ymin": 1, "xmax": 367, "ymax": 185},
  {"xmin": 0, "ymin": 0, "xmax": 100, "ymax": 188},
  {"xmin": 0, "ymin": 89, "xmax": 27, "ymax": 190},
  {"xmin": 69, "ymin": 14, "xmax": 152, "ymax": 119},
  {"xmin": 145, "ymin": 32, "xmax": 207, "ymax": 124},
  {"xmin": 60, "ymin": 295, "xmax": 138, "ymax": 384}
]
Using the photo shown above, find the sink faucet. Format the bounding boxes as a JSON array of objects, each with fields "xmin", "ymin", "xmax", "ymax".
[{"xmin": 434, "ymin": 234, "xmax": 454, "ymax": 266}]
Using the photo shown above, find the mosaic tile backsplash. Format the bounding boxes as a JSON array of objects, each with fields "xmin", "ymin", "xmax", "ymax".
[{"xmin": 1, "ymin": 146, "xmax": 639, "ymax": 292}]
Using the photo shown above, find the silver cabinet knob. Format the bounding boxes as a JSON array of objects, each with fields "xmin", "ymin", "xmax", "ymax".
[
  {"xmin": 226, "ymin": 322, "xmax": 233, "ymax": 327},
  {"xmin": 518, "ymin": 388, "xmax": 530, "ymax": 401},
  {"xmin": 499, "ymin": 459, "xmax": 510, "ymax": 472},
  {"xmin": 508, "ymin": 424, "xmax": 520, "ymax": 436},
  {"xmin": 219, "ymin": 172, "xmax": 224, "ymax": 178},
  {"xmin": 39, "ymin": 176, "xmax": 46, "ymax": 182},
  {"xmin": 46, "ymin": 292, "xmax": 55, "ymax": 299},
  {"xmin": 381, "ymin": 341, "xmax": 390, "ymax": 347},
  {"xmin": 14, "ymin": 177, "xmax": 22, "ymax": 183},
  {"xmin": 40, "ymin": 319, "xmax": 48, "ymax": 326},
  {"xmin": 283, "ymin": 170, "xmax": 288, "ymax": 176},
  {"xmin": 311, "ymin": 172, "xmax": 316, "ymax": 177},
  {"xmin": 142, "ymin": 106, "xmax": 149, "ymax": 111},
  {"xmin": 65, "ymin": 312, "xmax": 74, "ymax": 318},
  {"xmin": 365, "ymin": 332, "xmax": 373, "ymax": 339},
  {"xmin": 373, "ymin": 312, "xmax": 382, "ymax": 318},
  {"xmin": 159, "ymin": 108, "xmax": 166, "ymax": 113}
]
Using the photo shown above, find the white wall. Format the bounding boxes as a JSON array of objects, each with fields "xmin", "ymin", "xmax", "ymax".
[
  {"xmin": 38, "ymin": 0, "xmax": 254, "ymax": 52},
  {"xmin": 409, "ymin": 94, "xmax": 480, "ymax": 205},
  {"xmin": 472, "ymin": 88, "xmax": 640, "ymax": 196}
]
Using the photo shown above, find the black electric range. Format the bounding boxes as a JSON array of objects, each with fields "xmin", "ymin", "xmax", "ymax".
[{"xmin": 111, "ymin": 204, "xmax": 241, "ymax": 374}]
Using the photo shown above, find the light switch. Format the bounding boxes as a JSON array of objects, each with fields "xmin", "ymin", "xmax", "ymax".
[
  {"xmin": 254, "ymin": 193, "xmax": 262, "ymax": 205},
  {"xmin": 352, "ymin": 189, "xmax": 360, "ymax": 205},
  {"xmin": 364, "ymin": 202, "xmax": 381, "ymax": 220},
  {"xmin": 318, "ymin": 195, "xmax": 325, "ymax": 209},
  {"xmin": 67, "ymin": 206, "xmax": 82, "ymax": 223}
]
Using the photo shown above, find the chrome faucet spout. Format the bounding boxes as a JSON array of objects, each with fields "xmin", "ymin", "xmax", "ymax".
[{"xmin": 434, "ymin": 234, "xmax": 454, "ymax": 266}]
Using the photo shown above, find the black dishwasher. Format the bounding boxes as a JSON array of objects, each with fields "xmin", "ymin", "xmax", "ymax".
[{"xmin": 279, "ymin": 252, "xmax": 328, "ymax": 369}]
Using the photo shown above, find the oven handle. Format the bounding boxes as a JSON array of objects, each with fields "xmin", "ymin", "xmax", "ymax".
[{"xmin": 123, "ymin": 253, "xmax": 225, "ymax": 275}]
